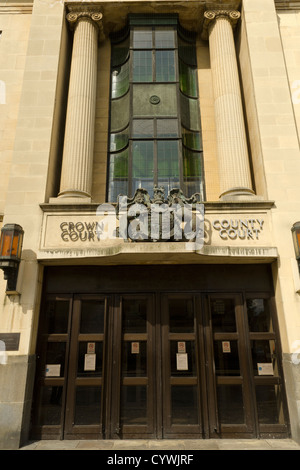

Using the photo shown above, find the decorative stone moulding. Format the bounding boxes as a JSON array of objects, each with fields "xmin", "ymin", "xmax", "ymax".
[
  {"xmin": 66, "ymin": 11, "xmax": 104, "ymax": 39},
  {"xmin": 201, "ymin": 10, "xmax": 240, "ymax": 40}
]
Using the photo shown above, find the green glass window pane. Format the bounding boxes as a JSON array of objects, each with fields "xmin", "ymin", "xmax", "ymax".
[
  {"xmin": 180, "ymin": 93, "xmax": 200, "ymax": 131},
  {"xmin": 110, "ymin": 92, "xmax": 130, "ymax": 132},
  {"xmin": 157, "ymin": 119, "xmax": 179, "ymax": 138},
  {"xmin": 155, "ymin": 29, "xmax": 175, "ymax": 48},
  {"xmin": 132, "ymin": 120, "xmax": 154, "ymax": 138},
  {"xmin": 178, "ymin": 35, "xmax": 197, "ymax": 66},
  {"xmin": 133, "ymin": 84, "xmax": 177, "ymax": 117},
  {"xmin": 156, "ymin": 50, "xmax": 176, "ymax": 82},
  {"xmin": 111, "ymin": 37, "xmax": 130, "ymax": 66},
  {"xmin": 132, "ymin": 141, "xmax": 154, "ymax": 196},
  {"xmin": 183, "ymin": 148, "xmax": 202, "ymax": 177},
  {"xmin": 111, "ymin": 61, "xmax": 129, "ymax": 99},
  {"xmin": 133, "ymin": 50, "xmax": 153, "ymax": 82},
  {"xmin": 108, "ymin": 148, "xmax": 128, "ymax": 201},
  {"xmin": 179, "ymin": 60, "xmax": 197, "ymax": 98},
  {"xmin": 110, "ymin": 127, "xmax": 129, "ymax": 152},
  {"xmin": 183, "ymin": 148, "xmax": 203, "ymax": 197},
  {"xmin": 132, "ymin": 141, "xmax": 154, "ymax": 177},
  {"xmin": 182, "ymin": 127, "xmax": 202, "ymax": 151},
  {"xmin": 157, "ymin": 141, "xmax": 180, "ymax": 191},
  {"xmin": 133, "ymin": 28, "xmax": 153, "ymax": 49}
]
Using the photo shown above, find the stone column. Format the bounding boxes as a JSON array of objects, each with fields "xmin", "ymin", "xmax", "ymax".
[
  {"xmin": 58, "ymin": 10, "xmax": 103, "ymax": 200},
  {"xmin": 202, "ymin": 10, "xmax": 254, "ymax": 200}
]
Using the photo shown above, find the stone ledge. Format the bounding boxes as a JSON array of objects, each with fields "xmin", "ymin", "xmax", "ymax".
[
  {"xmin": 40, "ymin": 199, "xmax": 275, "ymax": 213},
  {"xmin": 37, "ymin": 243, "xmax": 278, "ymax": 264}
]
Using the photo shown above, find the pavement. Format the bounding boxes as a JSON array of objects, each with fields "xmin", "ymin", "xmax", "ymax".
[{"xmin": 19, "ymin": 438, "xmax": 300, "ymax": 451}]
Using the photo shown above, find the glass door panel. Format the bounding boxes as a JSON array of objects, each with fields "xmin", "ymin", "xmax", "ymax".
[
  {"xmin": 64, "ymin": 296, "xmax": 108, "ymax": 439},
  {"xmin": 246, "ymin": 295, "xmax": 289, "ymax": 435},
  {"xmin": 114, "ymin": 295, "xmax": 155, "ymax": 438},
  {"xmin": 31, "ymin": 296, "xmax": 72, "ymax": 439},
  {"xmin": 161, "ymin": 294, "xmax": 204, "ymax": 437},
  {"xmin": 206, "ymin": 294, "xmax": 254, "ymax": 437}
]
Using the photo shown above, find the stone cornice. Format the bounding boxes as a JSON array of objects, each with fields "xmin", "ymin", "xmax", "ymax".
[{"xmin": 201, "ymin": 9, "xmax": 240, "ymax": 40}]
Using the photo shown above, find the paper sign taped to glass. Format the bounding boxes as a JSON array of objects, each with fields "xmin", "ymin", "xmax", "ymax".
[
  {"xmin": 257, "ymin": 363, "xmax": 274, "ymax": 375},
  {"xmin": 176, "ymin": 353, "xmax": 188, "ymax": 370}
]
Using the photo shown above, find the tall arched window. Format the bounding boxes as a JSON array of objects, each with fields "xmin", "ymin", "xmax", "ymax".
[{"xmin": 107, "ymin": 14, "xmax": 205, "ymax": 202}]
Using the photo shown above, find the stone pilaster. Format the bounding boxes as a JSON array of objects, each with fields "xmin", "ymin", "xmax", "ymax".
[
  {"xmin": 202, "ymin": 10, "xmax": 254, "ymax": 200},
  {"xmin": 58, "ymin": 10, "xmax": 103, "ymax": 200}
]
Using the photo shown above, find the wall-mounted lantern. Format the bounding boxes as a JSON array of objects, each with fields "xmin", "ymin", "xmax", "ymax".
[
  {"xmin": 292, "ymin": 222, "xmax": 300, "ymax": 270},
  {"xmin": 0, "ymin": 224, "xmax": 24, "ymax": 294}
]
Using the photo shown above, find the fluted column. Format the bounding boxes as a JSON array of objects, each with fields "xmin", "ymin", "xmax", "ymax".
[
  {"xmin": 202, "ymin": 10, "xmax": 254, "ymax": 200},
  {"xmin": 58, "ymin": 10, "xmax": 103, "ymax": 200}
]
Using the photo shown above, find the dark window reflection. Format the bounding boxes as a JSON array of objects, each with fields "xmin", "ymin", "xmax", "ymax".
[
  {"xmin": 122, "ymin": 341, "xmax": 147, "ymax": 377},
  {"xmin": 211, "ymin": 299, "xmax": 236, "ymax": 333},
  {"xmin": 213, "ymin": 340, "xmax": 240, "ymax": 376},
  {"xmin": 255, "ymin": 385, "xmax": 284, "ymax": 424},
  {"xmin": 169, "ymin": 298, "xmax": 194, "ymax": 333},
  {"xmin": 80, "ymin": 300, "xmax": 105, "ymax": 334},
  {"xmin": 40, "ymin": 386, "xmax": 63, "ymax": 425},
  {"xmin": 122, "ymin": 299, "xmax": 147, "ymax": 333},
  {"xmin": 74, "ymin": 386, "xmax": 101, "ymax": 425},
  {"xmin": 247, "ymin": 298, "xmax": 273, "ymax": 332},
  {"xmin": 217, "ymin": 385, "xmax": 245, "ymax": 425},
  {"xmin": 171, "ymin": 386, "xmax": 198, "ymax": 424},
  {"xmin": 121, "ymin": 386, "xmax": 147, "ymax": 425},
  {"xmin": 251, "ymin": 340, "xmax": 276, "ymax": 375},
  {"xmin": 45, "ymin": 300, "xmax": 69, "ymax": 334},
  {"xmin": 45, "ymin": 342, "xmax": 66, "ymax": 376}
]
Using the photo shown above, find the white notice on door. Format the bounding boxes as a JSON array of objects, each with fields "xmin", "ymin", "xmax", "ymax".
[
  {"xmin": 257, "ymin": 363, "xmax": 274, "ymax": 375},
  {"xmin": 45, "ymin": 364, "xmax": 61, "ymax": 377},
  {"xmin": 176, "ymin": 353, "xmax": 188, "ymax": 371},
  {"xmin": 84, "ymin": 353, "xmax": 96, "ymax": 371}
]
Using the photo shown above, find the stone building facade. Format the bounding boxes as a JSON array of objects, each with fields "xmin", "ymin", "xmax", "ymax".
[{"xmin": 1, "ymin": 0, "xmax": 300, "ymax": 449}]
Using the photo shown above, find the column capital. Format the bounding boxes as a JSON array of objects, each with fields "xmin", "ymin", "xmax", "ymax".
[
  {"xmin": 66, "ymin": 10, "xmax": 104, "ymax": 39},
  {"xmin": 202, "ymin": 10, "xmax": 240, "ymax": 40}
]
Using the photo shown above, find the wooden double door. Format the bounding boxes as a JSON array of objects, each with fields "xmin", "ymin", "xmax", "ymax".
[{"xmin": 31, "ymin": 291, "xmax": 289, "ymax": 440}]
